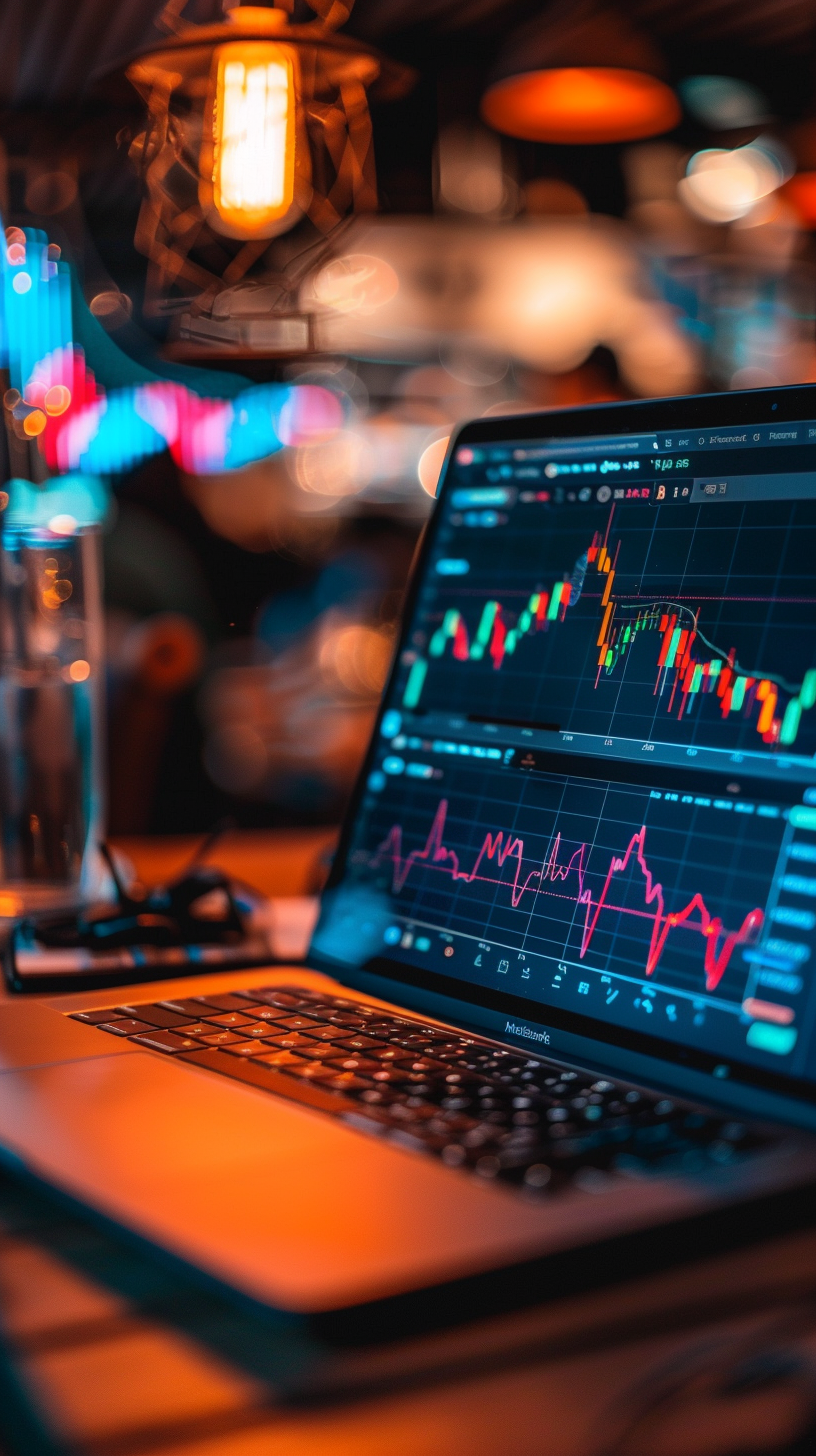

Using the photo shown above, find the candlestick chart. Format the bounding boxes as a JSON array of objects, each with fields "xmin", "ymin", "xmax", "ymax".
[{"xmin": 403, "ymin": 511, "xmax": 816, "ymax": 753}]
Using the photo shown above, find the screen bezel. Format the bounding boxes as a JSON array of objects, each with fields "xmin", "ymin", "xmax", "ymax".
[{"xmin": 309, "ymin": 382, "xmax": 816, "ymax": 1108}]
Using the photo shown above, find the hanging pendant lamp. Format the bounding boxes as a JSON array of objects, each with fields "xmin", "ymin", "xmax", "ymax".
[
  {"xmin": 481, "ymin": 0, "xmax": 680, "ymax": 146},
  {"xmin": 114, "ymin": 0, "xmax": 412, "ymax": 347}
]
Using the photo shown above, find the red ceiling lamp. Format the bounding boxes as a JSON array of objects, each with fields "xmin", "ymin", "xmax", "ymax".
[{"xmin": 481, "ymin": 1, "xmax": 680, "ymax": 146}]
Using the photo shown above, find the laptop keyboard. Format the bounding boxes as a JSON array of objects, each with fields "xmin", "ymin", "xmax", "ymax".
[{"xmin": 71, "ymin": 985, "xmax": 772, "ymax": 1195}]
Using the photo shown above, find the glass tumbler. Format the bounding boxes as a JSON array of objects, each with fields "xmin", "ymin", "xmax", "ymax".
[{"xmin": 0, "ymin": 524, "xmax": 105, "ymax": 911}]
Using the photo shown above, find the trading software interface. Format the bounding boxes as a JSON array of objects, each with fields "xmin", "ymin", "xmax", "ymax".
[{"xmin": 313, "ymin": 419, "xmax": 816, "ymax": 1092}]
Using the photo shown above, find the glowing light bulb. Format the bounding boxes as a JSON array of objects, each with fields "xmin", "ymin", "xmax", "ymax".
[{"xmin": 201, "ymin": 41, "xmax": 303, "ymax": 239}]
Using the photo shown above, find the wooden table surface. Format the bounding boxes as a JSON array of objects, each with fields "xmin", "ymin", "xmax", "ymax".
[{"xmin": 1, "ymin": 831, "xmax": 815, "ymax": 1455}]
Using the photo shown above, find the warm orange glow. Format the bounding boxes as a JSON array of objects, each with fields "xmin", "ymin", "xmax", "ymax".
[
  {"xmin": 42, "ymin": 558, "xmax": 72, "ymax": 610},
  {"xmin": 312, "ymin": 254, "xmax": 400, "ymax": 315},
  {"xmin": 44, "ymin": 384, "xmax": 71, "ymax": 415},
  {"xmin": 201, "ymin": 41, "xmax": 299, "ymax": 239},
  {"xmin": 481, "ymin": 68, "xmax": 680, "ymax": 145},
  {"xmin": 782, "ymin": 172, "xmax": 816, "ymax": 227},
  {"xmin": 680, "ymin": 143, "xmax": 786, "ymax": 223},
  {"xmin": 23, "ymin": 409, "xmax": 46, "ymax": 436},
  {"xmin": 418, "ymin": 436, "xmax": 450, "ymax": 497},
  {"xmin": 68, "ymin": 659, "xmax": 90, "ymax": 682}
]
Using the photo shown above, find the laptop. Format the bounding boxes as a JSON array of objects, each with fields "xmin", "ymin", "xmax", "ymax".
[{"xmin": 2, "ymin": 384, "xmax": 816, "ymax": 1342}]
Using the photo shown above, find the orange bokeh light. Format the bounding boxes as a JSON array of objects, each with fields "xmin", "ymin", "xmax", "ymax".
[
  {"xmin": 481, "ymin": 68, "xmax": 680, "ymax": 145},
  {"xmin": 44, "ymin": 384, "xmax": 71, "ymax": 415},
  {"xmin": 23, "ymin": 409, "xmax": 46, "ymax": 437},
  {"xmin": 418, "ymin": 436, "xmax": 450, "ymax": 497},
  {"xmin": 68, "ymin": 659, "xmax": 90, "ymax": 682},
  {"xmin": 782, "ymin": 172, "xmax": 816, "ymax": 227}
]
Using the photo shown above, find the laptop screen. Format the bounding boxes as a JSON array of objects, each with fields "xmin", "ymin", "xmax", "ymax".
[{"xmin": 312, "ymin": 401, "xmax": 816, "ymax": 1105}]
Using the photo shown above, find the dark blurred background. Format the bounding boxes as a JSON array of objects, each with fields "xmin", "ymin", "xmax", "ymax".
[{"xmin": 5, "ymin": 0, "xmax": 816, "ymax": 835}]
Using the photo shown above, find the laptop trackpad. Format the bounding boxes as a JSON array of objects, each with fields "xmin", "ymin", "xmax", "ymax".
[{"xmin": 0, "ymin": 1048, "xmax": 563, "ymax": 1313}]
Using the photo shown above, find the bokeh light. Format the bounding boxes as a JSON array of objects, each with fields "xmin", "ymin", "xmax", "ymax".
[
  {"xmin": 318, "ymin": 623, "xmax": 393, "ymax": 695},
  {"xmin": 276, "ymin": 383, "xmax": 344, "ymax": 445},
  {"xmin": 89, "ymin": 291, "xmax": 132, "ymax": 326},
  {"xmin": 295, "ymin": 431, "xmax": 373, "ymax": 497},
  {"xmin": 418, "ymin": 436, "xmax": 450, "ymax": 496},
  {"xmin": 23, "ymin": 409, "xmax": 46, "ymax": 436},
  {"xmin": 48, "ymin": 513, "xmax": 78, "ymax": 535},
  {"xmin": 782, "ymin": 173, "xmax": 816, "ymax": 228},
  {"xmin": 679, "ymin": 141, "xmax": 790, "ymax": 224},
  {"xmin": 311, "ymin": 254, "xmax": 400, "ymax": 315},
  {"xmin": 678, "ymin": 75, "xmax": 769, "ymax": 130},
  {"xmin": 482, "ymin": 68, "xmax": 680, "ymax": 145},
  {"xmin": 44, "ymin": 385, "xmax": 71, "ymax": 415}
]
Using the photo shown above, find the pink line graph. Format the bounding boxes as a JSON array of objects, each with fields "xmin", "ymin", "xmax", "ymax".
[{"xmin": 373, "ymin": 799, "xmax": 764, "ymax": 992}]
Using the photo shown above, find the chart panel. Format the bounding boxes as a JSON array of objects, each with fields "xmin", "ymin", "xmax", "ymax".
[
  {"xmin": 314, "ymin": 421, "xmax": 816, "ymax": 1097},
  {"xmin": 323, "ymin": 746, "xmax": 816, "ymax": 1074},
  {"xmin": 401, "ymin": 494, "xmax": 816, "ymax": 761}
]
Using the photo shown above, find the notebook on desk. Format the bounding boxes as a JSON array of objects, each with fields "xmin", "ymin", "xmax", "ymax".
[{"xmin": 1, "ymin": 384, "xmax": 815, "ymax": 1337}]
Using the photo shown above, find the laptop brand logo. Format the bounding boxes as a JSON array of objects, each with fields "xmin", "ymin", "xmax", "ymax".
[{"xmin": 505, "ymin": 1020, "xmax": 550, "ymax": 1044}]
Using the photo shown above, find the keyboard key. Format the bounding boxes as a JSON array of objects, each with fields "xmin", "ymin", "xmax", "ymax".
[
  {"xmin": 292, "ymin": 1042, "xmax": 347, "ymax": 1062},
  {"xmin": 251, "ymin": 990, "xmax": 309, "ymax": 1010},
  {"xmin": 253, "ymin": 1048, "xmax": 304, "ymax": 1068},
  {"xmin": 97, "ymin": 1019, "xmax": 154, "ymax": 1037},
  {"xmin": 132, "ymin": 1030, "xmax": 205, "ymax": 1053},
  {"xmin": 272, "ymin": 1015, "xmax": 322, "ymax": 1031},
  {"xmin": 266, "ymin": 1031, "xmax": 319, "ymax": 1050},
  {"xmin": 196, "ymin": 994, "xmax": 262, "ymax": 1012},
  {"xmin": 317, "ymin": 996, "xmax": 369, "ymax": 1011},
  {"xmin": 71, "ymin": 1008, "xmax": 122, "ymax": 1024},
  {"xmin": 289, "ymin": 1062, "xmax": 339, "ymax": 1082},
  {"xmin": 332, "ymin": 1056, "xmax": 380, "ymax": 1074},
  {"xmin": 322, "ymin": 1072, "xmax": 373, "ymax": 1093},
  {"xmin": 390, "ymin": 1033, "xmax": 446, "ymax": 1050},
  {"xmin": 158, "ymin": 999, "xmax": 217, "ymax": 1018},
  {"xmin": 308, "ymin": 1025, "xmax": 350, "ymax": 1042},
  {"xmin": 239, "ymin": 1023, "xmax": 283, "ymax": 1040},
  {"xmin": 205, "ymin": 1011, "xmax": 260, "ymax": 1027},
  {"xmin": 115, "ymin": 1005, "xmax": 191, "ymax": 1029},
  {"xmin": 198, "ymin": 1030, "xmax": 247, "ymax": 1046},
  {"xmin": 336, "ymin": 1035, "xmax": 387, "ymax": 1052},
  {"xmin": 319, "ymin": 1013, "xmax": 371, "ymax": 1030},
  {"xmin": 220, "ymin": 1040, "xmax": 270, "ymax": 1058}
]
